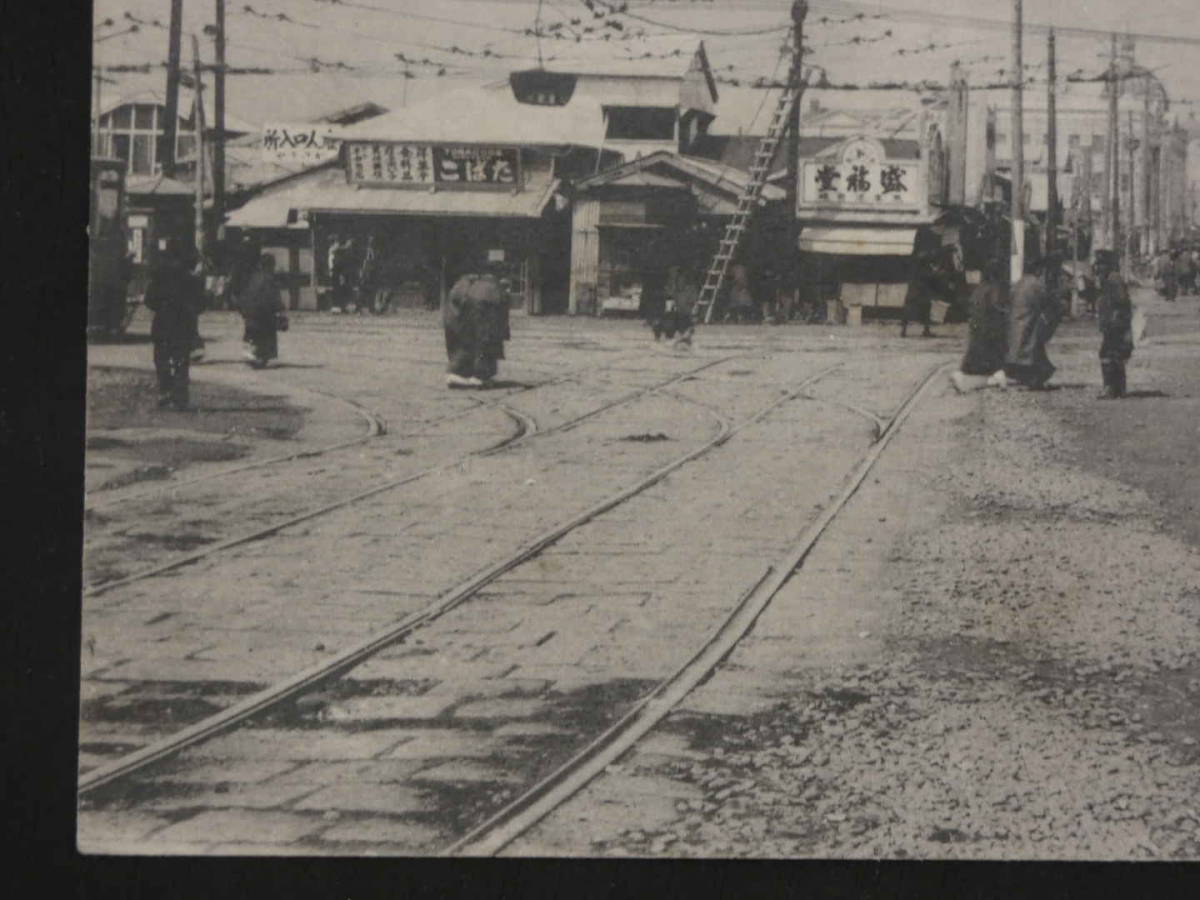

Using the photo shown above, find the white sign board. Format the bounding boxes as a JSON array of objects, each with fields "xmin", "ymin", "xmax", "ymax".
[
  {"xmin": 262, "ymin": 123, "xmax": 344, "ymax": 165},
  {"xmin": 800, "ymin": 160, "xmax": 922, "ymax": 209}
]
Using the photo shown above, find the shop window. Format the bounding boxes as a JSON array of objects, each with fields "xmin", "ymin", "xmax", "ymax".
[
  {"xmin": 177, "ymin": 134, "xmax": 196, "ymax": 161},
  {"xmin": 111, "ymin": 133, "xmax": 131, "ymax": 166},
  {"xmin": 132, "ymin": 134, "xmax": 153, "ymax": 175},
  {"xmin": 112, "ymin": 105, "xmax": 132, "ymax": 129},
  {"xmin": 135, "ymin": 104, "xmax": 155, "ymax": 129},
  {"xmin": 98, "ymin": 112, "xmax": 111, "ymax": 128},
  {"xmin": 605, "ymin": 107, "xmax": 675, "ymax": 141}
]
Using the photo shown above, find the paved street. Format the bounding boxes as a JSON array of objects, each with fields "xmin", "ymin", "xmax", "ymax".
[{"xmin": 77, "ymin": 294, "xmax": 1200, "ymax": 858}]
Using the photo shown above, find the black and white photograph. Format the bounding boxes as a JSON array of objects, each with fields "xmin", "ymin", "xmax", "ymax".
[{"xmin": 77, "ymin": 0, "xmax": 1200, "ymax": 860}]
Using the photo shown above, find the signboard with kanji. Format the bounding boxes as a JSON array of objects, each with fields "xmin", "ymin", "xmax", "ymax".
[
  {"xmin": 344, "ymin": 142, "xmax": 521, "ymax": 189},
  {"xmin": 262, "ymin": 123, "xmax": 344, "ymax": 165},
  {"xmin": 800, "ymin": 160, "xmax": 922, "ymax": 209}
]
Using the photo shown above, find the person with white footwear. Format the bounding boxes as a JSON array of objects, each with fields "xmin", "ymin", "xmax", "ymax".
[
  {"xmin": 442, "ymin": 259, "xmax": 511, "ymax": 389},
  {"xmin": 951, "ymin": 257, "xmax": 1010, "ymax": 393}
]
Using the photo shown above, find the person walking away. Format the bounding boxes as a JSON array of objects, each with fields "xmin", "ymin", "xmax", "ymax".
[
  {"xmin": 239, "ymin": 254, "xmax": 285, "ymax": 369},
  {"xmin": 442, "ymin": 265, "xmax": 511, "ymax": 388},
  {"xmin": 143, "ymin": 240, "xmax": 204, "ymax": 410},
  {"xmin": 1094, "ymin": 250, "xmax": 1133, "ymax": 399},
  {"xmin": 1004, "ymin": 252, "xmax": 1065, "ymax": 389},
  {"xmin": 1154, "ymin": 250, "xmax": 1177, "ymax": 301},
  {"xmin": 951, "ymin": 257, "xmax": 1010, "ymax": 392}
]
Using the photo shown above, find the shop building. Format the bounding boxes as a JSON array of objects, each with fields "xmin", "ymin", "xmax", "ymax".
[
  {"xmin": 224, "ymin": 44, "xmax": 720, "ymax": 314},
  {"xmin": 568, "ymin": 151, "xmax": 785, "ymax": 315},
  {"xmin": 791, "ymin": 104, "xmax": 950, "ymax": 321}
]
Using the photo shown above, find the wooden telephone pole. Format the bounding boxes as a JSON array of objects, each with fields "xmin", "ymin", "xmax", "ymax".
[
  {"xmin": 192, "ymin": 34, "xmax": 206, "ymax": 259},
  {"xmin": 1046, "ymin": 29, "xmax": 1058, "ymax": 261},
  {"xmin": 785, "ymin": 0, "xmax": 807, "ymax": 313},
  {"xmin": 1011, "ymin": 0, "xmax": 1025, "ymax": 281},
  {"xmin": 1107, "ymin": 34, "xmax": 1121, "ymax": 262},
  {"xmin": 163, "ymin": 0, "xmax": 184, "ymax": 178},
  {"xmin": 213, "ymin": 0, "xmax": 227, "ymax": 241}
]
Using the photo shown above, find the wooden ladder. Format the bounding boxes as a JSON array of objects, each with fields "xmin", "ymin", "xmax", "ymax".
[{"xmin": 695, "ymin": 83, "xmax": 803, "ymax": 325}]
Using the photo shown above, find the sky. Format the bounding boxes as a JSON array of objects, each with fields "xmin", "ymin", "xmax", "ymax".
[{"xmin": 91, "ymin": 0, "xmax": 1200, "ymax": 133}]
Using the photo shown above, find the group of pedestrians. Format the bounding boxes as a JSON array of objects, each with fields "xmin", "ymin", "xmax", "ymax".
[
  {"xmin": 952, "ymin": 248, "xmax": 1134, "ymax": 400},
  {"xmin": 143, "ymin": 239, "xmax": 285, "ymax": 411},
  {"xmin": 1152, "ymin": 247, "xmax": 1199, "ymax": 301}
]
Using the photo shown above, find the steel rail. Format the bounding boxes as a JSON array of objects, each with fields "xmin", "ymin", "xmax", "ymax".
[
  {"xmin": 85, "ymin": 387, "xmax": 388, "ymax": 512},
  {"xmin": 446, "ymin": 362, "xmax": 950, "ymax": 857},
  {"xmin": 82, "ymin": 356, "xmax": 740, "ymax": 598},
  {"xmin": 79, "ymin": 357, "xmax": 788, "ymax": 795}
]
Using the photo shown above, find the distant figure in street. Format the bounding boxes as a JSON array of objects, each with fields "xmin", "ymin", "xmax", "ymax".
[
  {"xmin": 901, "ymin": 247, "xmax": 952, "ymax": 337},
  {"xmin": 726, "ymin": 262, "xmax": 756, "ymax": 323},
  {"xmin": 1095, "ymin": 250, "xmax": 1134, "ymax": 399},
  {"xmin": 227, "ymin": 233, "xmax": 260, "ymax": 311},
  {"xmin": 1174, "ymin": 247, "xmax": 1194, "ymax": 297},
  {"xmin": 326, "ymin": 233, "xmax": 353, "ymax": 313},
  {"xmin": 1004, "ymin": 252, "xmax": 1065, "ymax": 390},
  {"xmin": 143, "ymin": 239, "xmax": 204, "ymax": 410},
  {"xmin": 652, "ymin": 264, "xmax": 697, "ymax": 348},
  {"xmin": 239, "ymin": 254, "xmax": 286, "ymax": 369},
  {"xmin": 442, "ymin": 266, "xmax": 511, "ymax": 388},
  {"xmin": 356, "ymin": 235, "xmax": 387, "ymax": 314},
  {"xmin": 951, "ymin": 257, "xmax": 1010, "ymax": 393},
  {"xmin": 1155, "ymin": 250, "xmax": 1178, "ymax": 301}
]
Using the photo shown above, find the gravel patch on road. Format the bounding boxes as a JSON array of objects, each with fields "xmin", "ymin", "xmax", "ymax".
[{"xmin": 519, "ymin": 350, "xmax": 1200, "ymax": 860}]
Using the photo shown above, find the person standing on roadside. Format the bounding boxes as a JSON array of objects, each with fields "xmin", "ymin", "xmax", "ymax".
[
  {"xmin": 901, "ymin": 247, "xmax": 953, "ymax": 338},
  {"xmin": 239, "ymin": 254, "xmax": 286, "ymax": 369},
  {"xmin": 1094, "ymin": 249, "xmax": 1134, "ymax": 399},
  {"xmin": 143, "ymin": 239, "xmax": 204, "ymax": 410},
  {"xmin": 1004, "ymin": 252, "xmax": 1065, "ymax": 390}
]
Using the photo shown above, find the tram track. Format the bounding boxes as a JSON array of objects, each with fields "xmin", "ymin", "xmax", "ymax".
[
  {"xmin": 78, "ymin": 360, "xmax": 840, "ymax": 797},
  {"xmin": 82, "ymin": 355, "xmax": 740, "ymax": 598},
  {"xmin": 449, "ymin": 362, "xmax": 949, "ymax": 856}
]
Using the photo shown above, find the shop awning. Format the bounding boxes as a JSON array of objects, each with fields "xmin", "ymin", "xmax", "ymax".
[
  {"xmin": 798, "ymin": 227, "xmax": 918, "ymax": 256},
  {"xmin": 225, "ymin": 164, "xmax": 560, "ymax": 228}
]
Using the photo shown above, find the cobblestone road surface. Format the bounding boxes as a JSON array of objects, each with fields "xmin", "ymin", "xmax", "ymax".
[{"xmin": 78, "ymin": 297, "xmax": 1199, "ymax": 859}]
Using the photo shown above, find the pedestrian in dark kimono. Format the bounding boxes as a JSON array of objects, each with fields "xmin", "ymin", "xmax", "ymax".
[
  {"xmin": 1004, "ymin": 253, "xmax": 1065, "ymax": 389},
  {"xmin": 653, "ymin": 264, "xmax": 697, "ymax": 348},
  {"xmin": 143, "ymin": 240, "xmax": 204, "ymax": 410},
  {"xmin": 1174, "ymin": 248, "xmax": 1193, "ymax": 298},
  {"xmin": 901, "ymin": 248, "xmax": 951, "ymax": 337},
  {"xmin": 726, "ymin": 263, "xmax": 756, "ymax": 323},
  {"xmin": 1094, "ymin": 250, "xmax": 1134, "ymax": 399},
  {"xmin": 1154, "ymin": 250, "xmax": 1177, "ymax": 301},
  {"xmin": 442, "ymin": 267, "xmax": 511, "ymax": 388},
  {"xmin": 239, "ymin": 254, "xmax": 285, "ymax": 369},
  {"xmin": 951, "ymin": 257, "xmax": 1010, "ymax": 392}
]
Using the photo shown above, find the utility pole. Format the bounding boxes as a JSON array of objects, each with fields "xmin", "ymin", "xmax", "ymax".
[
  {"xmin": 1141, "ymin": 72, "xmax": 1153, "ymax": 256},
  {"xmin": 192, "ymin": 34, "xmax": 207, "ymax": 260},
  {"xmin": 1127, "ymin": 110, "xmax": 1137, "ymax": 266},
  {"xmin": 213, "ymin": 0, "xmax": 227, "ymax": 243},
  {"xmin": 785, "ymin": 0, "xmax": 807, "ymax": 314},
  {"xmin": 1046, "ymin": 29, "xmax": 1058, "ymax": 262},
  {"xmin": 1107, "ymin": 34, "xmax": 1121, "ymax": 262},
  {"xmin": 1010, "ymin": 0, "xmax": 1025, "ymax": 281},
  {"xmin": 1102, "ymin": 35, "xmax": 1115, "ymax": 254},
  {"xmin": 163, "ymin": 0, "xmax": 184, "ymax": 178}
]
